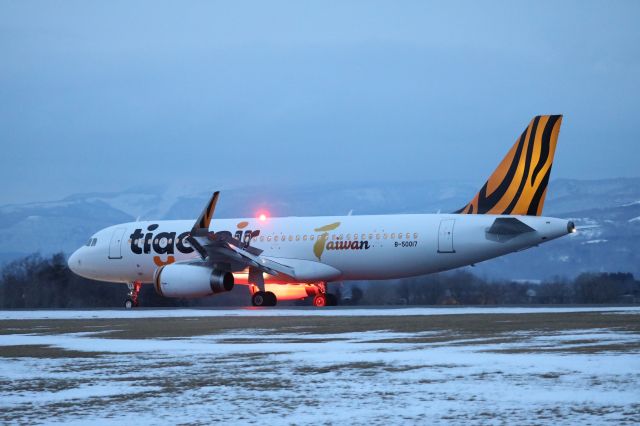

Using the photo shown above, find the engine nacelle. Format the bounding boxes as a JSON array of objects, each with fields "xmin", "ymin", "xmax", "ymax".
[{"xmin": 154, "ymin": 264, "xmax": 234, "ymax": 298}]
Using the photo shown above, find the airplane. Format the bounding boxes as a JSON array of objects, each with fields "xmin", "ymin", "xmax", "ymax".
[{"xmin": 68, "ymin": 115, "xmax": 575, "ymax": 308}]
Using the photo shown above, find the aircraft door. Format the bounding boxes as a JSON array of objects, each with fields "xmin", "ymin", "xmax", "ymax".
[
  {"xmin": 437, "ymin": 219, "xmax": 456, "ymax": 253},
  {"xmin": 108, "ymin": 227, "xmax": 127, "ymax": 259}
]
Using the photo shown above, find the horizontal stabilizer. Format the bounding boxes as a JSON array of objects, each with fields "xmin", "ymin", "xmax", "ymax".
[{"xmin": 487, "ymin": 217, "xmax": 535, "ymax": 235}]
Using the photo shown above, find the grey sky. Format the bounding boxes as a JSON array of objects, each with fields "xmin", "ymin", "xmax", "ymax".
[{"xmin": 1, "ymin": 1, "xmax": 639, "ymax": 204}]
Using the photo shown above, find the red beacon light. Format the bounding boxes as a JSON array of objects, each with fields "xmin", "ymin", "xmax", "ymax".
[{"xmin": 258, "ymin": 213, "xmax": 267, "ymax": 221}]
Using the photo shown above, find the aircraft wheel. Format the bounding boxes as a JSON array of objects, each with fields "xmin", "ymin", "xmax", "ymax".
[
  {"xmin": 326, "ymin": 293, "xmax": 338, "ymax": 306},
  {"xmin": 265, "ymin": 291, "xmax": 278, "ymax": 306},
  {"xmin": 252, "ymin": 291, "xmax": 267, "ymax": 307},
  {"xmin": 313, "ymin": 294, "xmax": 327, "ymax": 307},
  {"xmin": 125, "ymin": 281, "xmax": 141, "ymax": 309}
]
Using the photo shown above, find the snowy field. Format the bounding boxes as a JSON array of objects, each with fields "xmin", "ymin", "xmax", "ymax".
[{"xmin": 0, "ymin": 307, "xmax": 639, "ymax": 425}]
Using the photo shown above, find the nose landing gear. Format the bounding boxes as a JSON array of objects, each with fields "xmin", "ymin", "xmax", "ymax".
[{"xmin": 125, "ymin": 281, "xmax": 142, "ymax": 309}]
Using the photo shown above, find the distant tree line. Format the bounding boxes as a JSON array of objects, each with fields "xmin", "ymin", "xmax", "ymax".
[
  {"xmin": 0, "ymin": 253, "xmax": 192, "ymax": 309},
  {"xmin": 349, "ymin": 270, "xmax": 640, "ymax": 306},
  {"xmin": 0, "ymin": 253, "xmax": 638, "ymax": 309}
]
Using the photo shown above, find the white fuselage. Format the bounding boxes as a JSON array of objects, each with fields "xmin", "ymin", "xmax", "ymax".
[{"xmin": 68, "ymin": 213, "xmax": 572, "ymax": 285}]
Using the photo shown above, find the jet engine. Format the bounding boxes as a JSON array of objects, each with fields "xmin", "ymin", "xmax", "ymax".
[{"xmin": 154, "ymin": 264, "xmax": 234, "ymax": 298}]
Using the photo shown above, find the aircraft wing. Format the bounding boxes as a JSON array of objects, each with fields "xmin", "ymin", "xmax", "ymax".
[{"xmin": 185, "ymin": 192, "xmax": 296, "ymax": 280}]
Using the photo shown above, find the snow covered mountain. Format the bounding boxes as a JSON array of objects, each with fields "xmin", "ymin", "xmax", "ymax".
[{"xmin": 1, "ymin": 178, "xmax": 639, "ymax": 279}]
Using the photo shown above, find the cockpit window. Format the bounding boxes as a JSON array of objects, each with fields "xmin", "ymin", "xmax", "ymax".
[
  {"xmin": 91, "ymin": 238, "xmax": 97, "ymax": 246},
  {"xmin": 86, "ymin": 238, "xmax": 92, "ymax": 246}
]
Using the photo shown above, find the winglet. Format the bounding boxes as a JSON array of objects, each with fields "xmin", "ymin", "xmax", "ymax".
[{"xmin": 192, "ymin": 191, "xmax": 219, "ymax": 236}]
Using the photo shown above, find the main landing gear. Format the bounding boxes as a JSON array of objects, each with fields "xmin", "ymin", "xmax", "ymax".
[
  {"xmin": 125, "ymin": 281, "xmax": 142, "ymax": 309},
  {"xmin": 312, "ymin": 282, "xmax": 338, "ymax": 307},
  {"xmin": 249, "ymin": 268, "xmax": 277, "ymax": 307},
  {"xmin": 247, "ymin": 276, "xmax": 338, "ymax": 308},
  {"xmin": 251, "ymin": 291, "xmax": 278, "ymax": 307},
  {"xmin": 313, "ymin": 293, "xmax": 338, "ymax": 307}
]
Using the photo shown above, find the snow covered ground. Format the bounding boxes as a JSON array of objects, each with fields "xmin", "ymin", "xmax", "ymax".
[{"xmin": 0, "ymin": 308, "xmax": 639, "ymax": 424}]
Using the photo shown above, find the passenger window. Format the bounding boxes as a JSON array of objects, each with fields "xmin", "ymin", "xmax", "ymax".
[
  {"xmin": 406, "ymin": 233, "xmax": 411, "ymax": 240},
  {"xmin": 391, "ymin": 233, "xmax": 396, "ymax": 239},
  {"xmin": 376, "ymin": 234, "xmax": 380, "ymax": 240},
  {"xmin": 383, "ymin": 233, "xmax": 388, "ymax": 239},
  {"xmin": 288, "ymin": 235, "xmax": 293, "ymax": 241},
  {"xmin": 260, "ymin": 236, "xmax": 264, "ymax": 242},
  {"xmin": 267, "ymin": 236, "xmax": 272, "ymax": 242},
  {"xmin": 303, "ymin": 235, "xmax": 307, "ymax": 241},
  {"xmin": 414, "ymin": 232, "xmax": 419, "ymax": 239},
  {"xmin": 275, "ymin": 235, "xmax": 279, "ymax": 241},
  {"xmin": 296, "ymin": 235, "xmax": 300, "ymax": 241},
  {"xmin": 310, "ymin": 235, "xmax": 315, "ymax": 241},
  {"xmin": 398, "ymin": 233, "xmax": 403, "ymax": 240}
]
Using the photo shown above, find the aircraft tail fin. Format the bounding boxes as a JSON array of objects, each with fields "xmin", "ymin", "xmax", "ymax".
[{"xmin": 455, "ymin": 115, "xmax": 563, "ymax": 216}]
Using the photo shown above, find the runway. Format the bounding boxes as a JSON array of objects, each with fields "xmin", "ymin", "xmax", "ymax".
[
  {"xmin": 2, "ymin": 305, "xmax": 640, "ymax": 320},
  {"xmin": 1, "ymin": 307, "xmax": 639, "ymax": 424}
]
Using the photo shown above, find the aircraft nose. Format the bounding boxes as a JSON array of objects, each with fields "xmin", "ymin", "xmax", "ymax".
[{"xmin": 68, "ymin": 249, "xmax": 82, "ymax": 275}]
